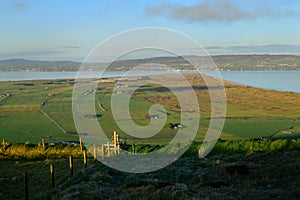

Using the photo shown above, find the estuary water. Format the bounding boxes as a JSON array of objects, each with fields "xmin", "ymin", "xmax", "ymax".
[
  {"xmin": 204, "ymin": 71, "xmax": 300, "ymax": 93},
  {"xmin": 0, "ymin": 71, "xmax": 299, "ymax": 93}
]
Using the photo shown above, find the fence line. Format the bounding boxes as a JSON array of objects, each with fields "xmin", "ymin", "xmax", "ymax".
[{"xmin": 2, "ymin": 131, "xmax": 129, "ymax": 199}]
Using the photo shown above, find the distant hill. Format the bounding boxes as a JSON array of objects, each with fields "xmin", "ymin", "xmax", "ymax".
[
  {"xmin": 0, "ymin": 59, "xmax": 80, "ymax": 71},
  {"xmin": 1, "ymin": 55, "xmax": 300, "ymax": 71}
]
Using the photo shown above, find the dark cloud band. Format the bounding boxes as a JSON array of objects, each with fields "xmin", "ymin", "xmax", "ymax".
[{"xmin": 145, "ymin": 0, "xmax": 296, "ymax": 23}]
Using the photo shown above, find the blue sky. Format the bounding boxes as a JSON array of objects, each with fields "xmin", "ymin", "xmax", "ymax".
[{"xmin": 1, "ymin": 0, "xmax": 300, "ymax": 61}]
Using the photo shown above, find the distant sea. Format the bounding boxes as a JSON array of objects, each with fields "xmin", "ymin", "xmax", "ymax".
[{"xmin": 1, "ymin": 71, "xmax": 300, "ymax": 93}]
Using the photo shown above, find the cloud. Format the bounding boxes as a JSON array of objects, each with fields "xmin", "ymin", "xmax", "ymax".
[
  {"xmin": 11, "ymin": 0, "xmax": 30, "ymax": 10},
  {"xmin": 172, "ymin": 0, "xmax": 247, "ymax": 22},
  {"xmin": 205, "ymin": 44, "xmax": 300, "ymax": 55},
  {"xmin": 63, "ymin": 46, "xmax": 81, "ymax": 49},
  {"xmin": 145, "ymin": 0, "xmax": 297, "ymax": 23}
]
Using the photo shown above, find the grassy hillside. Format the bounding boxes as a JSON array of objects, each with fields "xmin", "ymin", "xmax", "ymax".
[
  {"xmin": 1, "ymin": 74, "xmax": 300, "ymax": 144},
  {"xmin": 0, "ymin": 59, "xmax": 80, "ymax": 71},
  {"xmin": 1, "ymin": 55, "xmax": 300, "ymax": 71}
]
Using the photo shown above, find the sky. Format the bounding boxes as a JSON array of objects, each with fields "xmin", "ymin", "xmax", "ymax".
[{"xmin": 1, "ymin": 0, "xmax": 300, "ymax": 61}]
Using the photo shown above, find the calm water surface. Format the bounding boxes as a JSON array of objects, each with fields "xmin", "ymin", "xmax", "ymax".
[{"xmin": 209, "ymin": 71, "xmax": 300, "ymax": 93}]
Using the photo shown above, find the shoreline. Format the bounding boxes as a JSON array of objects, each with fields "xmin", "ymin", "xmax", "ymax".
[{"xmin": 1, "ymin": 70, "xmax": 300, "ymax": 94}]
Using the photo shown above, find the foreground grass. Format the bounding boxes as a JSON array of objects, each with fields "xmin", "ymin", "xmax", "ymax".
[
  {"xmin": 0, "ymin": 139, "xmax": 300, "ymax": 199},
  {"xmin": 46, "ymin": 150, "xmax": 300, "ymax": 200},
  {"xmin": 1, "ymin": 149, "xmax": 299, "ymax": 199},
  {"xmin": 0, "ymin": 158, "xmax": 88, "ymax": 200}
]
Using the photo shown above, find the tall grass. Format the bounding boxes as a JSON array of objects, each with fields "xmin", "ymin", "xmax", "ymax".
[
  {"xmin": 210, "ymin": 138, "xmax": 300, "ymax": 154},
  {"xmin": 0, "ymin": 143, "xmax": 82, "ymax": 160},
  {"xmin": 1, "ymin": 139, "xmax": 300, "ymax": 160}
]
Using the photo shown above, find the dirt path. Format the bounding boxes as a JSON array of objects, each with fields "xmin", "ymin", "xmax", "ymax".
[
  {"xmin": 39, "ymin": 108, "xmax": 67, "ymax": 134},
  {"xmin": 269, "ymin": 126, "xmax": 293, "ymax": 138},
  {"xmin": 97, "ymin": 99, "xmax": 107, "ymax": 112}
]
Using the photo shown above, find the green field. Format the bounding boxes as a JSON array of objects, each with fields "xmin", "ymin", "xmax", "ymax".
[
  {"xmin": 0, "ymin": 80, "xmax": 79, "ymax": 143},
  {"xmin": 1, "ymin": 74, "xmax": 300, "ymax": 145}
]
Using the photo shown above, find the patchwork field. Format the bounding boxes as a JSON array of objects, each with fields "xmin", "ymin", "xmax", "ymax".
[{"xmin": 1, "ymin": 74, "xmax": 300, "ymax": 144}]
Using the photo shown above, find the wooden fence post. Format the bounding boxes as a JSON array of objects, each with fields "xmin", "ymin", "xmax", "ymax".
[
  {"xmin": 2, "ymin": 138, "xmax": 6, "ymax": 151},
  {"xmin": 117, "ymin": 144, "xmax": 120, "ymax": 154},
  {"xmin": 83, "ymin": 150, "xmax": 87, "ymax": 168},
  {"xmin": 113, "ymin": 131, "xmax": 117, "ymax": 144},
  {"xmin": 114, "ymin": 143, "xmax": 117, "ymax": 155},
  {"xmin": 23, "ymin": 172, "xmax": 29, "ymax": 200},
  {"xmin": 132, "ymin": 144, "xmax": 135, "ymax": 155},
  {"xmin": 50, "ymin": 164, "xmax": 55, "ymax": 188},
  {"xmin": 69, "ymin": 156, "xmax": 73, "ymax": 177},
  {"xmin": 249, "ymin": 140, "xmax": 253, "ymax": 153},
  {"xmin": 42, "ymin": 138, "xmax": 45, "ymax": 150},
  {"xmin": 94, "ymin": 146, "xmax": 97, "ymax": 163},
  {"xmin": 101, "ymin": 144, "xmax": 104, "ymax": 160},
  {"xmin": 79, "ymin": 137, "xmax": 83, "ymax": 152},
  {"xmin": 107, "ymin": 142, "xmax": 110, "ymax": 157}
]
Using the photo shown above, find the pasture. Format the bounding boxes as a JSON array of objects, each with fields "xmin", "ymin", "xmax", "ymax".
[{"xmin": 0, "ymin": 74, "xmax": 300, "ymax": 144}]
